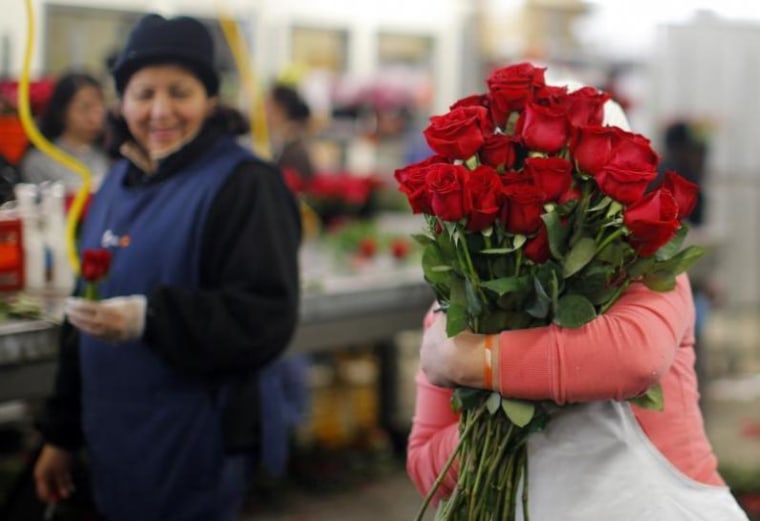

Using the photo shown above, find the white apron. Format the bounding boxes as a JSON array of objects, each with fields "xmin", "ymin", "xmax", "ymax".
[{"xmin": 516, "ymin": 401, "xmax": 749, "ymax": 520}]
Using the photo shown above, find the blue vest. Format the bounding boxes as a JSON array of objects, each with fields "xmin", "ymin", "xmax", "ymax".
[{"xmin": 77, "ymin": 136, "xmax": 252, "ymax": 521}]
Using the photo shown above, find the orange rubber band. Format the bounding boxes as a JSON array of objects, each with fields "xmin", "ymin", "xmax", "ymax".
[{"xmin": 483, "ymin": 334, "xmax": 494, "ymax": 389}]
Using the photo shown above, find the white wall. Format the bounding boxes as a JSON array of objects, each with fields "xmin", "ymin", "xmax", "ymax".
[{"xmin": 2, "ymin": 0, "xmax": 473, "ymax": 114}]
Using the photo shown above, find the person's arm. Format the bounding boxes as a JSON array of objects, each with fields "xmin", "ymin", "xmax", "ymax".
[
  {"xmin": 419, "ymin": 274, "xmax": 694, "ymax": 402},
  {"xmin": 142, "ymin": 160, "xmax": 302, "ymax": 378},
  {"xmin": 36, "ymin": 319, "xmax": 85, "ymax": 450}
]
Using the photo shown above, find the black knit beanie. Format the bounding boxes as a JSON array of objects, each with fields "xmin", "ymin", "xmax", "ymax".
[{"xmin": 111, "ymin": 14, "xmax": 219, "ymax": 96}]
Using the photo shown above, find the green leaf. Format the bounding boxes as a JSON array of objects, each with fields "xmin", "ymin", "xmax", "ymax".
[
  {"xmin": 446, "ymin": 304, "xmax": 467, "ymax": 336},
  {"xmin": 606, "ymin": 201, "xmax": 623, "ymax": 218},
  {"xmin": 596, "ymin": 241, "xmax": 628, "ymax": 266},
  {"xmin": 554, "ymin": 293, "xmax": 597, "ymax": 328},
  {"xmin": 480, "ymin": 275, "xmax": 531, "ymax": 296},
  {"xmin": 628, "ymin": 256, "xmax": 656, "ymax": 279},
  {"xmin": 501, "ymin": 399, "xmax": 535, "ymax": 427},
  {"xmin": 541, "ymin": 211, "xmax": 569, "ymax": 260},
  {"xmin": 422, "ymin": 244, "xmax": 451, "ymax": 285},
  {"xmin": 654, "ymin": 226, "xmax": 688, "ymax": 261},
  {"xmin": 526, "ymin": 276, "xmax": 551, "ymax": 319},
  {"xmin": 589, "ymin": 196, "xmax": 612, "ymax": 212},
  {"xmin": 629, "ymin": 383, "xmax": 664, "ymax": 411},
  {"xmin": 486, "ymin": 392, "xmax": 502, "ymax": 415},
  {"xmin": 642, "ymin": 271, "xmax": 677, "ymax": 292},
  {"xmin": 563, "ymin": 236, "xmax": 597, "ymax": 278},
  {"xmin": 464, "ymin": 278, "xmax": 483, "ymax": 317},
  {"xmin": 478, "ymin": 310, "xmax": 532, "ymax": 333},
  {"xmin": 412, "ymin": 233, "xmax": 435, "ymax": 247}
]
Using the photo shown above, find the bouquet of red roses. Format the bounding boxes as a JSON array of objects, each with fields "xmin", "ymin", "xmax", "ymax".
[{"xmin": 394, "ymin": 62, "xmax": 703, "ymax": 521}]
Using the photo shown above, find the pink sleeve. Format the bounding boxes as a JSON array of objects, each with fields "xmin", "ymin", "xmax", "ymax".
[
  {"xmin": 496, "ymin": 274, "xmax": 694, "ymax": 403},
  {"xmin": 406, "ymin": 370, "xmax": 461, "ymax": 502}
]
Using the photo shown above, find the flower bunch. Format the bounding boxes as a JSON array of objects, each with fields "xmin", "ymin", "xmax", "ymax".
[
  {"xmin": 394, "ymin": 62, "xmax": 704, "ymax": 521},
  {"xmin": 81, "ymin": 248, "xmax": 112, "ymax": 301}
]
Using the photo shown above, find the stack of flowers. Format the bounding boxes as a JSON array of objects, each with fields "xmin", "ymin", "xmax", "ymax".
[{"xmin": 394, "ymin": 62, "xmax": 704, "ymax": 521}]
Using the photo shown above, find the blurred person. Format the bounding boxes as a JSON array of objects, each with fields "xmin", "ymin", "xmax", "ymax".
[
  {"xmin": 32, "ymin": 14, "xmax": 301, "ymax": 521},
  {"xmin": 266, "ymin": 83, "xmax": 316, "ymax": 181},
  {"xmin": 20, "ymin": 71, "xmax": 110, "ymax": 192}
]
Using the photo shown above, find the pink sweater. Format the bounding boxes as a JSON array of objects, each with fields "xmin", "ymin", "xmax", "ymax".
[{"xmin": 407, "ymin": 274, "xmax": 723, "ymax": 500}]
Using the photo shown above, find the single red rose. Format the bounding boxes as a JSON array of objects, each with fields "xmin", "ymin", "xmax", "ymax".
[
  {"xmin": 661, "ymin": 171, "xmax": 699, "ymax": 219},
  {"xmin": 558, "ymin": 184, "xmax": 582, "ymax": 205},
  {"xmin": 523, "ymin": 223, "xmax": 551, "ymax": 263},
  {"xmin": 426, "ymin": 163, "xmax": 470, "ymax": 221},
  {"xmin": 450, "ymin": 94, "xmax": 489, "ymax": 110},
  {"xmin": 501, "ymin": 183, "xmax": 545, "ymax": 235},
  {"xmin": 394, "ymin": 155, "xmax": 446, "ymax": 214},
  {"xmin": 358, "ymin": 237, "xmax": 377, "ymax": 258},
  {"xmin": 624, "ymin": 189, "xmax": 680, "ymax": 257},
  {"xmin": 479, "ymin": 133, "xmax": 517, "ymax": 170},
  {"xmin": 570, "ymin": 125, "xmax": 618, "ymax": 176},
  {"xmin": 609, "ymin": 131, "xmax": 660, "ymax": 172},
  {"xmin": 517, "ymin": 101, "xmax": 570, "ymax": 154},
  {"xmin": 595, "ymin": 164, "xmax": 657, "ymax": 205},
  {"xmin": 281, "ymin": 168, "xmax": 305, "ymax": 194},
  {"xmin": 465, "ymin": 166, "xmax": 503, "ymax": 232},
  {"xmin": 533, "ymin": 84, "xmax": 569, "ymax": 106},
  {"xmin": 423, "ymin": 106, "xmax": 493, "ymax": 160},
  {"xmin": 486, "ymin": 62, "xmax": 546, "ymax": 126},
  {"xmin": 563, "ymin": 86, "xmax": 611, "ymax": 127},
  {"xmin": 523, "ymin": 157, "xmax": 573, "ymax": 202},
  {"xmin": 390, "ymin": 238, "xmax": 411, "ymax": 259},
  {"xmin": 81, "ymin": 248, "xmax": 112, "ymax": 282}
]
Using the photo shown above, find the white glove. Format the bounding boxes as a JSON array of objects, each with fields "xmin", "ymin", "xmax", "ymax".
[{"xmin": 65, "ymin": 295, "xmax": 147, "ymax": 343}]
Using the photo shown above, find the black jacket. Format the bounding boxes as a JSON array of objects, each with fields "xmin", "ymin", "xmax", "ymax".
[{"xmin": 38, "ymin": 116, "xmax": 302, "ymax": 454}]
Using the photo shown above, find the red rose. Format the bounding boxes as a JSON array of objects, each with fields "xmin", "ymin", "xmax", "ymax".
[
  {"xmin": 426, "ymin": 164, "xmax": 470, "ymax": 221},
  {"xmin": 661, "ymin": 171, "xmax": 699, "ymax": 219},
  {"xmin": 558, "ymin": 184, "xmax": 582, "ymax": 205},
  {"xmin": 517, "ymin": 101, "xmax": 569, "ymax": 154},
  {"xmin": 570, "ymin": 126, "xmax": 618, "ymax": 176},
  {"xmin": 501, "ymin": 182, "xmax": 545, "ymax": 235},
  {"xmin": 609, "ymin": 131, "xmax": 660, "ymax": 172},
  {"xmin": 479, "ymin": 133, "xmax": 516, "ymax": 170},
  {"xmin": 82, "ymin": 248, "xmax": 112, "ymax": 282},
  {"xmin": 595, "ymin": 164, "xmax": 657, "ymax": 205},
  {"xmin": 390, "ymin": 238, "xmax": 411, "ymax": 259},
  {"xmin": 523, "ymin": 157, "xmax": 573, "ymax": 202},
  {"xmin": 486, "ymin": 62, "xmax": 546, "ymax": 125},
  {"xmin": 465, "ymin": 166, "xmax": 503, "ymax": 232},
  {"xmin": 394, "ymin": 155, "xmax": 445, "ymax": 214},
  {"xmin": 450, "ymin": 94, "xmax": 489, "ymax": 110},
  {"xmin": 563, "ymin": 86, "xmax": 610, "ymax": 127},
  {"xmin": 624, "ymin": 189, "xmax": 680, "ymax": 257},
  {"xmin": 534, "ymin": 84, "xmax": 569, "ymax": 106},
  {"xmin": 424, "ymin": 106, "xmax": 493, "ymax": 160},
  {"xmin": 523, "ymin": 223, "xmax": 551, "ymax": 263}
]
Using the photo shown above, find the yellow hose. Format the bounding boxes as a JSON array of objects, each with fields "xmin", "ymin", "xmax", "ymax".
[
  {"xmin": 19, "ymin": 0, "xmax": 91, "ymax": 275},
  {"xmin": 215, "ymin": 1, "xmax": 271, "ymax": 160}
]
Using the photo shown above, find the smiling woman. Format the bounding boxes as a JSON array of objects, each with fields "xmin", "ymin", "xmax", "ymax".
[{"xmin": 33, "ymin": 13, "xmax": 302, "ymax": 521}]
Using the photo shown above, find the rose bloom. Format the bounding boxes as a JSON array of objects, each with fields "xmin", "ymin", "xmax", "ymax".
[
  {"xmin": 608, "ymin": 131, "xmax": 660, "ymax": 172},
  {"xmin": 486, "ymin": 62, "xmax": 546, "ymax": 126},
  {"xmin": 465, "ymin": 166, "xmax": 503, "ymax": 231},
  {"xmin": 570, "ymin": 125, "xmax": 618, "ymax": 176},
  {"xmin": 426, "ymin": 163, "xmax": 471, "ymax": 221},
  {"xmin": 424, "ymin": 106, "xmax": 493, "ymax": 160},
  {"xmin": 82, "ymin": 248, "xmax": 112, "ymax": 282},
  {"xmin": 523, "ymin": 223, "xmax": 551, "ymax": 263},
  {"xmin": 595, "ymin": 164, "xmax": 657, "ymax": 205},
  {"xmin": 661, "ymin": 171, "xmax": 699, "ymax": 219},
  {"xmin": 523, "ymin": 157, "xmax": 573, "ymax": 202},
  {"xmin": 562, "ymin": 86, "xmax": 610, "ymax": 127},
  {"xmin": 501, "ymin": 182, "xmax": 545, "ymax": 235},
  {"xmin": 624, "ymin": 189, "xmax": 680, "ymax": 257},
  {"xmin": 479, "ymin": 133, "xmax": 517, "ymax": 170},
  {"xmin": 394, "ymin": 155, "xmax": 446, "ymax": 214},
  {"xmin": 517, "ymin": 101, "xmax": 570, "ymax": 154},
  {"xmin": 450, "ymin": 94, "xmax": 489, "ymax": 111}
]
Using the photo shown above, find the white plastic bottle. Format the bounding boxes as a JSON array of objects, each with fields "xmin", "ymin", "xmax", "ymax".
[
  {"xmin": 14, "ymin": 183, "xmax": 46, "ymax": 292},
  {"xmin": 41, "ymin": 182, "xmax": 75, "ymax": 295}
]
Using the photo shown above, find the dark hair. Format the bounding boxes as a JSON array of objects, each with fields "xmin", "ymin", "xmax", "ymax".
[
  {"xmin": 270, "ymin": 84, "xmax": 311, "ymax": 123},
  {"xmin": 39, "ymin": 72, "xmax": 103, "ymax": 140}
]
